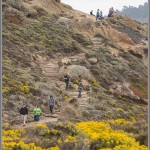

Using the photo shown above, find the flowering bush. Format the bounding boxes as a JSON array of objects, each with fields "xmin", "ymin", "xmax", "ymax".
[
  {"xmin": 33, "ymin": 124, "xmax": 48, "ymax": 129},
  {"xmin": 105, "ymin": 119, "xmax": 133, "ymax": 126},
  {"xmin": 76, "ymin": 121, "xmax": 148, "ymax": 150},
  {"xmin": 2, "ymin": 120, "xmax": 148, "ymax": 150},
  {"xmin": 65, "ymin": 135, "xmax": 77, "ymax": 142},
  {"xmin": 2, "ymin": 129, "xmax": 59, "ymax": 150},
  {"xmin": 3, "ymin": 75, "xmax": 30, "ymax": 95}
]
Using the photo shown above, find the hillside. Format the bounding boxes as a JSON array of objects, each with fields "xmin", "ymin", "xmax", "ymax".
[{"xmin": 2, "ymin": 0, "xmax": 148, "ymax": 149}]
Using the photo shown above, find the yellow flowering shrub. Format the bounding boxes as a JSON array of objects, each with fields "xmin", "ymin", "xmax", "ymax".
[
  {"xmin": 33, "ymin": 123, "xmax": 48, "ymax": 129},
  {"xmin": 106, "ymin": 119, "xmax": 133, "ymax": 126},
  {"xmin": 89, "ymin": 78, "xmax": 100, "ymax": 87},
  {"xmin": 130, "ymin": 116, "xmax": 136, "ymax": 122},
  {"xmin": 2, "ymin": 86, "xmax": 11, "ymax": 94},
  {"xmin": 65, "ymin": 135, "xmax": 77, "ymax": 142},
  {"xmin": 46, "ymin": 146, "xmax": 59, "ymax": 150},
  {"xmin": 2, "ymin": 123, "xmax": 10, "ymax": 129},
  {"xmin": 58, "ymin": 139, "xmax": 62, "ymax": 144},
  {"xmin": 116, "ymin": 108, "xmax": 124, "ymax": 112},
  {"xmin": 19, "ymin": 85, "xmax": 29, "ymax": 93},
  {"xmin": 73, "ymin": 79, "xmax": 79, "ymax": 84},
  {"xmin": 76, "ymin": 121, "xmax": 148, "ymax": 150},
  {"xmin": 2, "ymin": 129, "xmax": 60, "ymax": 150},
  {"xmin": 3, "ymin": 129, "xmax": 22, "ymax": 142},
  {"xmin": 2, "ymin": 141, "xmax": 44, "ymax": 150},
  {"xmin": 2, "ymin": 120, "xmax": 147, "ymax": 150},
  {"xmin": 51, "ymin": 129, "xmax": 59, "ymax": 135},
  {"xmin": 3, "ymin": 74, "xmax": 30, "ymax": 94},
  {"xmin": 112, "ymin": 144, "xmax": 147, "ymax": 150},
  {"xmin": 63, "ymin": 95, "xmax": 69, "ymax": 101}
]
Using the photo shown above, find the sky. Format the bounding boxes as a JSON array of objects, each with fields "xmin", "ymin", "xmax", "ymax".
[{"xmin": 61, "ymin": 0, "xmax": 148, "ymax": 16}]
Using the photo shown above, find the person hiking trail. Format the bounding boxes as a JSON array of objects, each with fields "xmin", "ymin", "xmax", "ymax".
[
  {"xmin": 33, "ymin": 104, "xmax": 41, "ymax": 123},
  {"xmin": 108, "ymin": 7, "xmax": 114, "ymax": 17},
  {"xmin": 99, "ymin": 11, "xmax": 104, "ymax": 20},
  {"xmin": 78, "ymin": 80, "xmax": 83, "ymax": 98},
  {"xmin": 96, "ymin": 9, "xmax": 100, "ymax": 21},
  {"xmin": 19, "ymin": 104, "xmax": 28, "ymax": 126},
  {"xmin": 64, "ymin": 73, "xmax": 70, "ymax": 91},
  {"xmin": 79, "ymin": 75, "xmax": 82, "ymax": 81},
  {"xmin": 49, "ymin": 95, "xmax": 55, "ymax": 115},
  {"xmin": 90, "ymin": 10, "xmax": 95, "ymax": 16}
]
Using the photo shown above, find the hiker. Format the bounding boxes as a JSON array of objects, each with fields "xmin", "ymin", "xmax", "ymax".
[
  {"xmin": 33, "ymin": 104, "xmax": 41, "ymax": 122},
  {"xmin": 111, "ymin": 7, "xmax": 114, "ymax": 13},
  {"xmin": 20, "ymin": 104, "xmax": 28, "ymax": 126},
  {"xmin": 108, "ymin": 8, "xmax": 112, "ymax": 17},
  {"xmin": 99, "ymin": 11, "xmax": 104, "ymax": 20},
  {"xmin": 90, "ymin": 10, "xmax": 95, "ymax": 16},
  {"xmin": 49, "ymin": 95, "xmax": 55, "ymax": 115},
  {"xmin": 108, "ymin": 7, "xmax": 114, "ymax": 17},
  {"xmin": 79, "ymin": 75, "xmax": 82, "ymax": 81},
  {"xmin": 78, "ymin": 80, "xmax": 83, "ymax": 98},
  {"xmin": 96, "ymin": 9, "xmax": 100, "ymax": 21},
  {"xmin": 64, "ymin": 73, "xmax": 70, "ymax": 91}
]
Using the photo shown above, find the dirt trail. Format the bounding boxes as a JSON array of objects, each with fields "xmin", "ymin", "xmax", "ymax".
[
  {"xmin": 13, "ymin": 38, "xmax": 101, "ymax": 128},
  {"xmin": 13, "ymin": 116, "xmax": 58, "ymax": 129},
  {"xmin": 91, "ymin": 37, "xmax": 103, "ymax": 51}
]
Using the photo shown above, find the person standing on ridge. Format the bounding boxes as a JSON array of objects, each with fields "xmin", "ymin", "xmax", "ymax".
[
  {"xmin": 111, "ymin": 7, "xmax": 114, "ymax": 13},
  {"xmin": 78, "ymin": 80, "xmax": 83, "ymax": 98},
  {"xmin": 90, "ymin": 10, "xmax": 95, "ymax": 16},
  {"xmin": 108, "ymin": 7, "xmax": 114, "ymax": 17},
  {"xmin": 49, "ymin": 95, "xmax": 55, "ymax": 115},
  {"xmin": 33, "ymin": 104, "xmax": 41, "ymax": 123},
  {"xmin": 96, "ymin": 9, "xmax": 100, "ymax": 20},
  {"xmin": 64, "ymin": 73, "xmax": 70, "ymax": 91},
  {"xmin": 20, "ymin": 103, "xmax": 28, "ymax": 126},
  {"xmin": 99, "ymin": 11, "xmax": 104, "ymax": 20}
]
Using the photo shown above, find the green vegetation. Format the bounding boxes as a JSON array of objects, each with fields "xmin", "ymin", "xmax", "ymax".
[
  {"xmin": 2, "ymin": 1, "xmax": 148, "ymax": 149},
  {"xmin": 2, "ymin": 120, "xmax": 148, "ymax": 150}
]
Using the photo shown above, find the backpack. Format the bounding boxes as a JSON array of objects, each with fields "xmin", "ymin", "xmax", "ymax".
[
  {"xmin": 49, "ymin": 98, "xmax": 55, "ymax": 106},
  {"xmin": 78, "ymin": 82, "xmax": 82, "ymax": 89},
  {"xmin": 34, "ymin": 108, "xmax": 41, "ymax": 116}
]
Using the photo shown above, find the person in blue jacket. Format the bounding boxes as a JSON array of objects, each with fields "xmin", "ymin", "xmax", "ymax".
[{"xmin": 49, "ymin": 95, "xmax": 55, "ymax": 114}]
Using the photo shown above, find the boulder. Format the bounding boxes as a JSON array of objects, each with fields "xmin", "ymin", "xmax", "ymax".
[
  {"xmin": 110, "ymin": 82, "xmax": 140, "ymax": 100},
  {"xmin": 88, "ymin": 57, "xmax": 97, "ymax": 64}
]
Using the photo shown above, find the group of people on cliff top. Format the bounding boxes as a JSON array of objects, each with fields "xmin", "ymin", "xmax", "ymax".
[
  {"xmin": 90, "ymin": 7, "xmax": 115, "ymax": 20},
  {"xmin": 20, "ymin": 74, "xmax": 83, "ymax": 126}
]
